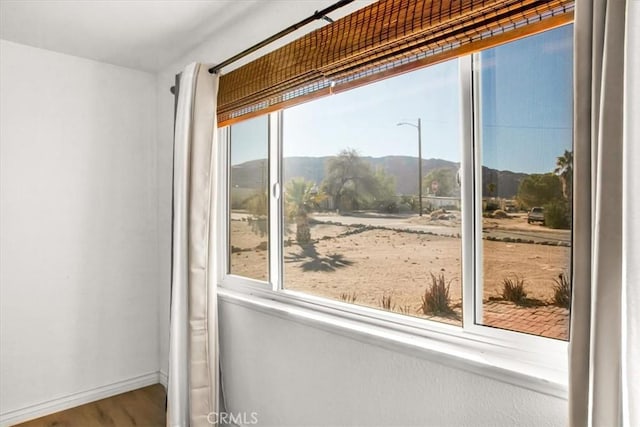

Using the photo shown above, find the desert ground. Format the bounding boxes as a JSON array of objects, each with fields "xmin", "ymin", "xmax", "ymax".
[{"xmin": 229, "ymin": 210, "xmax": 571, "ymax": 339}]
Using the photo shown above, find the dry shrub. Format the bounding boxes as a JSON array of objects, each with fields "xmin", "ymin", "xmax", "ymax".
[
  {"xmin": 380, "ymin": 294, "xmax": 393, "ymax": 310},
  {"xmin": 339, "ymin": 292, "xmax": 357, "ymax": 303},
  {"xmin": 493, "ymin": 209, "xmax": 509, "ymax": 219},
  {"xmin": 502, "ymin": 275, "xmax": 527, "ymax": 305},
  {"xmin": 420, "ymin": 273, "xmax": 453, "ymax": 316},
  {"xmin": 552, "ymin": 272, "xmax": 571, "ymax": 308},
  {"xmin": 397, "ymin": 305, "xmax": 412, "ymax": 315}
]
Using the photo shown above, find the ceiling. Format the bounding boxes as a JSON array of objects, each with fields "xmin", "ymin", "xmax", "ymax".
[{"xmin": 0, "ymin": 0, "xmax": 362, "ymax": 72}]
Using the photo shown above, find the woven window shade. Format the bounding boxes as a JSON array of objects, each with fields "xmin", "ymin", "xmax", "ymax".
[{"xmin": 218, "ymin": 0, "xmax": 574, "ymax": 126}]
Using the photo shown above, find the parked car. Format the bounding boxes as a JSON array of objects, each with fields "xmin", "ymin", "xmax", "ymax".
[{"xmin": 527, "ymin": 207, "xmax": 545, "ymax": 224}]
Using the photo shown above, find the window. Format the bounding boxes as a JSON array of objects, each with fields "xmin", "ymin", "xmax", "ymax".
[
  {"xmin": 282, "ymin": 60, "xmax": 462, "ymax": 326},
  {"xmin": 228, "ymin": 115, "xmax": 269, "ymax": 282},
  {"xmin": 222, "ymin": 26, "xmax": 573, "ymax": 342},
  {"xmin": 474, "ymin": 25, "xmax": 573, "ymax": 340}
]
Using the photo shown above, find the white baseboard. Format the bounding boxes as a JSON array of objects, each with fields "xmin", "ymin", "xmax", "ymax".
[
  {"xmin": 0, "ymin": 371, "xmax": 162, "ymax": 427},
  {"xmin": 159, "ymin": 370, "xmax": 168, "ymax": 388}
]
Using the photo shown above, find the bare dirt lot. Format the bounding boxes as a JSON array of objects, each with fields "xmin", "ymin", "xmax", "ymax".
[{"xmin": 229, "ymin": 211, "xmax": 571, "ymax": 339}]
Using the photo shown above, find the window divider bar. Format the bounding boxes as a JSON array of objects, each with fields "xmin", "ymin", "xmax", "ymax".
[
  {"xmin": 268, "ymin": 111, "xmax": 283, "ymax": 291},
  {"xmin": 218, "ymin": 126, "xmax": 231, "ymax": 282},
  {"xmin": 459, "ymin": 55, "xmax": 475, "ymax": 330},
  {"xmin": 471, "ymin": 52, "xmax": 485, "ymax": 323}
]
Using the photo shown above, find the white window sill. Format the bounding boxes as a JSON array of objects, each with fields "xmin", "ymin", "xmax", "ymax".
[{"xmin": 217, "ymin": 285, "xmax": 568, "ymax": 400}]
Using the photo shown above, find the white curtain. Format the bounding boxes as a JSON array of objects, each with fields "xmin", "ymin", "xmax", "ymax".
[
  {"xmin": 622, "ymin": 4, "xmax": 640, "ymax": 426},
  {"xmin": 167, "ymin": 63, "xmax": 220, "ymax": 427},
  {"xmin": 570, "ymin": 1, "xmax": 639, "ymax": 426}
]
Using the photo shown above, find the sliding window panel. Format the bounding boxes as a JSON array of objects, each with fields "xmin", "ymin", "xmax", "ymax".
[
  {"xmin": 474, "ymin": 25, "xmax": 574, "ymax": 340},
  {"xmin": 228, "ymin": 115, "xmax": 270, "ymax": 282},
  {"xmin": 281, "ymin": 60, "xmax": 463, "ymax": 325}
]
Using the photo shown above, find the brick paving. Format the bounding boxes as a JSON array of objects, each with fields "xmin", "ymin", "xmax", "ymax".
[{"xmin": 481, "ymin": 301, "xmax": 569, "ymax": 340}]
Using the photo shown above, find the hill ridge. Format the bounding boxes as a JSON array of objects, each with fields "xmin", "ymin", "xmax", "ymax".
[{"xmin": 232, "ymin": 155, "xmax": 528, "ymax": 198}]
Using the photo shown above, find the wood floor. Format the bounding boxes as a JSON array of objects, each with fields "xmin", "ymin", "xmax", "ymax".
[{"xmin": 14, "ymin": 384, "xmax": 166, "ymax": 427}]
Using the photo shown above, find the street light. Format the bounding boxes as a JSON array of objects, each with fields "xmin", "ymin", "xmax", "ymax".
[{"xmin": 397, "ymin": 119, "xmax": 423, "ymax": 216}]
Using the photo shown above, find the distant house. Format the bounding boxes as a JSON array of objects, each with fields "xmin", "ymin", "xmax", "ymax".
[{"xmin": 424, "ymin": 196, "xmax": 461, "ymax": 210}]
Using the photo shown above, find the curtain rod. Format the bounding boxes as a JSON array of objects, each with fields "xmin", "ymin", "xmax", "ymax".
[{"xmin": 170, "ymin": 0, "xmax": 354, "ymax": 94}]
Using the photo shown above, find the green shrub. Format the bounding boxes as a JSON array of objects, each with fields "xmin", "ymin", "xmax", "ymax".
[
  {"xmin": 397, "ymin": 202, "xmax": 412, "ymax": 213},
  {"xmin": 484, "ymin": 200, "xmax": 500, "ymax": 212},
  {"xmin": 544, "ymin": 200, "xmax": 571, "ymax": 229},
  {"xmin": 246, "ymin": 190, "xmax": 268, "ymax": 216},
  {"xmin": 419, "ymin": 273, "xmax": 453, "ymax": 316},
  {"xmin": 400, "ymin": 195, "xmax": 418, "ymax": 212},
  {"xmin": 380, "ymin": 201, "xmax": 398, "ymax": 213},
  {"xmin": 502, "ymin": 275, "xmax": 527, "ymax": 305},
  {"xmin": 552, "ymin": 272, "xmax": 571, "ymax": 308},
  {"xmin": 248, "ymin": 216, "xmax": 268, "ymax": 237}
]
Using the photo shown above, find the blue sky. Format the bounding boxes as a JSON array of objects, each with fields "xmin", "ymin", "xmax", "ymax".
[
  {"xmin": 479, "ymin": 24, "xmax": 573, "ymax": 173},
  {"xmin": 230, "ymin": 115, "xmax": 268, "ymax": 165},
  {"xmin": 231, "ymin": 25, "xmax": 573, "ymax": 175}
]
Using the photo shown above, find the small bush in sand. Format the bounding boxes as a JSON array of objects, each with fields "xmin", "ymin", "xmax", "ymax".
[
  {"xmin": 419, "ymin": 273, "xmax": 454, "ymax": 316},
  {"xmin": 493, "ymin": 209, "xmax": 509, "ymax": 219},
  {"xmin": 552, "ymin": 272, "xmax": 571, "ymax": 308},
  {"xmin": 501, "ymin": 275, "xmax": 528, "ymax": 305},
  {"xmin": 397, "ymin": 305, "xmax": 412, "ymax": 315},
  {"xmin": 380, "ymin": 294, "xmax": 394, "ymax": 310},
  {"xmin": 339, "ymin": 292, "xmax": 357, "ymax": 303}
]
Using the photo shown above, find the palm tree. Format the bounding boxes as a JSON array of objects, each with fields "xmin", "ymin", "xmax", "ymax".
[
  {"xmin": 554, "ymin": 150, "xmax": 573, "ymax": 200},
  {"xmin": 487, "ymin": 182, "xmax": 497, "ymax": 197},
  {"xmin": 285, "ymin": 178, "xmax": 326, "ymax": 245}
]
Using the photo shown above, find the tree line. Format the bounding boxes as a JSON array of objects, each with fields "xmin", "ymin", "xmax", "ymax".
[
  {"xmin": 239, "ymin": 148, "xmax": 573, "ymax": 243},
  {"xmin": 515, "ymin": 149, "xmax": 572, "ymax": 229}
]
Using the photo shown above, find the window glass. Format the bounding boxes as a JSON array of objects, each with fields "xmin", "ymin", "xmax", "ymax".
[
  {"xmin": 229, "ymin": 115, "xmax": 269, "ymax": 281},
  {"xmin": 475, "ymin": 25, "xmax": 573, "ymax": 340},
  {"xmin": 282, "ymin": 60, "xmax": 463, "ymax": 325},
  {"xmin": 223, "ymin": 25, "xmax": 576, "ymax": 343}
]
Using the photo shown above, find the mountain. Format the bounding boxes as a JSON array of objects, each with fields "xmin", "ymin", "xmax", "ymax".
[
  {"xmin": 281, "ymin": 155, "xmax": 461, "ymax": 195},
  {"xmin": 481, "ymin": 166, "xmax": 529, "ymax": 199},
  {"xmin": 231, "ymin": 156, "xmax": 528, "ymax": 199}
]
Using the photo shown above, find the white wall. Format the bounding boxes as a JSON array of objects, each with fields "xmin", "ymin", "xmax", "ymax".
[
  {"xmin": 0, "ymin": 40, "xmax": 159, "ymax": 422},
  {"xmin": 220, "ymin": 301, "xmax": 566, "ymax": 427},
  {"xmin": 154, "ymin": 3, "xmax": 568, "ymax": 426}
]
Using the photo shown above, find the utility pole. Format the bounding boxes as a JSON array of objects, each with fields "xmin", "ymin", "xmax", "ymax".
[{"xmin": 397, "ymin": 119, "xmax": 423, "ymax": 216}]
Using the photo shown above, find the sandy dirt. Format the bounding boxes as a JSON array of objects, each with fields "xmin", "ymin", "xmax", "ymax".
[
  {"xmin": 228, "ymin": 211, "xmax": 570, "ymax": 336},
  {"xmin": 229, "ymin": 219, "xmax": 269, "ymax": 281}
]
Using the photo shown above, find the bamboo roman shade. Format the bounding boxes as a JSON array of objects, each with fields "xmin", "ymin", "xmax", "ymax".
[{"xmin": 218, "ymin": 0, "xmax": 574, "ymax": 126}]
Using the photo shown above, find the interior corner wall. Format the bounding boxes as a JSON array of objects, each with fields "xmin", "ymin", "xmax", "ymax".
[
  {"xmin": 0, "ymin": 40, "xmax": 160, "ymax": 421},
  {"xmin": 154, "ymin": 0, "xmax": 379, "ymax": 385}
]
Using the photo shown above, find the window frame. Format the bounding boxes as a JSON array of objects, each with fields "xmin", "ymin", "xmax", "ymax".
[{"xmin": 217, "ymin": 28, "xmax": 573, "ymax": 394}]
